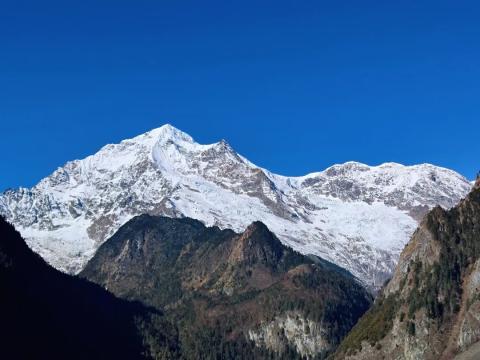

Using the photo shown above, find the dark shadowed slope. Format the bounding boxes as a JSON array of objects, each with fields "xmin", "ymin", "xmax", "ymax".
[
  {"xmin": 0, "ymin": 217, "xmax": 179, "ymax": 360},
  {"xmin": 81, "ymin": 215, "xmax": 373, "ymax": 359}
]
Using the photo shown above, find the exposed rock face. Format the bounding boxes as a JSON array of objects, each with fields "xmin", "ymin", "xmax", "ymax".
[
  {"xmin": 334, "ymin": 184, "xmax": 480, "ymax": 359},
  {"xmin": 80, "ymin": 215, "xmax": 372, "ymax": 358},
  {"xmin": 248, "ymin": 311, "xmax": 330, "ymax": 357},
  {"xmin": 0, "ymin": 124, "xmax": 471, "ymax": 288}
]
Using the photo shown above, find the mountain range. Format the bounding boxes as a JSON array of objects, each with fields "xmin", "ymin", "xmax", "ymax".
[
  {"xmin": 0, "ymin": 124, "xmax": 472, "ymax": 289},
  {"xmin": 1, "ymin": 124, "xmax": 478, "ymax": 359}
]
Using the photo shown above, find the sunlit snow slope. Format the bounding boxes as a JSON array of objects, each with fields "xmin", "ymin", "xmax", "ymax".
[{"xmin": 0, "ymin": 125, "xmax": 472, "ymax": 288}]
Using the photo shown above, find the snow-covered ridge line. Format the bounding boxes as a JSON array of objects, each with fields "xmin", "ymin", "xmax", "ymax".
[
  {"xmin": 263, "ymin": 160, "xmax": 466, "ymax": 185},
  {"xmin": 0, "ymin": 124, "xmax": 472, "ymax": 289}
]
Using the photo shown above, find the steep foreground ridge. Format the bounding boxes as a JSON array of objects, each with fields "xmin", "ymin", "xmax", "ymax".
[
  {"xmin": 81, "ymin": 215, "xmax": 372, "ymax": 359},
  {"xmin": 0, "ymin": 125, "xmax": 471, "ymax": 288},
  {"xmin": 0, "ymin": 216, "xmax": 179, "ymax": 359},
  {"xmin": 334, "ymin": 179, "xmax": 480, "ymax": 359}
]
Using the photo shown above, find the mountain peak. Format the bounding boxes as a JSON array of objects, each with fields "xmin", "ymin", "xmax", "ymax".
[
  {"xmin": 145, "ymin": 124, "xmax": 196, "ymax": 145},
  {"xmin": 236, "ymin": 221, "xmax": 285, "ymax": 265},
  {"xmin": 143, "ymin": 125, "xmax": 238, "ymax": 154},
  {"xmin": 244, "ymin": 220, "xmax": 271, "ymax": 235}
]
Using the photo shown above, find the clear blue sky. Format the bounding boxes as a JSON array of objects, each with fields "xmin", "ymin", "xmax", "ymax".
[{"xmin": 1, "ymin": 1, "xmax": 479, "ymax": 190}]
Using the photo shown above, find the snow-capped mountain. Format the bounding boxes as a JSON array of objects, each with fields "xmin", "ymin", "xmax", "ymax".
[{"xmin": 0, "ymin": 124, "xmax": 472, "ymax": 288}]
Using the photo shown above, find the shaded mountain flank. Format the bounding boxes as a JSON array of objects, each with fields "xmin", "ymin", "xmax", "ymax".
[
  {"xmin": 335, "ymin": 179, "xmax": 480, "ymax": 359},
  {"xmin": 0, "ymin": 216, "xmax": 179, "ymax": 360},
  {"xmin": 81, "ymin": 215, "xmax": 372, "ymax": 359}
]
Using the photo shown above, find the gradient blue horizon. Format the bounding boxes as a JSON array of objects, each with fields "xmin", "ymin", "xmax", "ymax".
[{"xmin": 1, "ymin": 0, "xmax": 479, "ymax": 190}]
